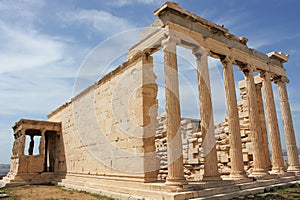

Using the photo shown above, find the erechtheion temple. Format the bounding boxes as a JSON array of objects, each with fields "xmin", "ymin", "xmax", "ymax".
[{"xmin": 1, "ymin": 2, "xmax": 300, "ymax": 199}]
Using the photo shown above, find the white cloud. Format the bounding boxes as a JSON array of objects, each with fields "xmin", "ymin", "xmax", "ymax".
[
  {"xmin": 214, "ymin": 12, "xmax": 245, "ymax": 30},
  {"xmin": 59, "ymin": 9, "xmax": 135, "ymax": 35},
  {"xmin": 0, "ymin": 0, "xmax": 94, "ymax": 118},
  {"xmin": 0, "ymin": 0, "xmax": 45, "ymax": 26},
  {"xmin": 0, "ymin": 23, "xmax": 66, "ymax": 73},
  {"xmin": 244, "ymin": 26, "xmax": 300, "ymax": 49}
]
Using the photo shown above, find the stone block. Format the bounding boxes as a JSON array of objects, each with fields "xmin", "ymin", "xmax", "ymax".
[{"xmin": 243, "ymin": 153, "xmax": 249, "ymax": 162}]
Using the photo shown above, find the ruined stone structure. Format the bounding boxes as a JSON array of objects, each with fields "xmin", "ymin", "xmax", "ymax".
[
  {"xmin": 2, "ymin": 119, "xmax": 64, "ymax": 185},
  {"xmin": 1, "ymin": 2, "xmax": 300, "ymax": 199}
]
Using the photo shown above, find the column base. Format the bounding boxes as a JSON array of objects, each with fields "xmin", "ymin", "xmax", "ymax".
[
  {"xmin": 287, "ymin": 165, "xmax": 300, "ymax": 173},
  {"xmin": 202, "ymin": 175, "xmax": 222, "ymax": 181},
  {"xmin": 250, "ymin": 168, "xmax": 269, "ymax": 177},
  {"xmin": 229, "ymin": 171, "xmax": 247, "ymax": 179},
  {"xmin": 266, "ymin": 165, "xmax": 273, "ymax": 171},
  {"xmin": 165, "ymin": 177, "xmax": 187, "ymax": 186},
  {"xmin": 270, "ymin": 166, "xmax": 286, "ymax": 174}
]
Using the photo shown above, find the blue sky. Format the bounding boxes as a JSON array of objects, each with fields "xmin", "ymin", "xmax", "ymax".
[{"xmin": 1, "ymin": 0, "xmax": 300, "ymax": 164}]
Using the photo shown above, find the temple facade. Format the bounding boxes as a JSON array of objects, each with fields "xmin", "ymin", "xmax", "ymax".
[{"xmin": 1, "ymin": 2, "xmax": 299, "ymax": 199}]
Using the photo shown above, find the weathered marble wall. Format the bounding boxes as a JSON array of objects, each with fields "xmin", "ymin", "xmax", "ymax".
[{"xmin": 48, "ymin": 54, "xmax": 159, "ymax": 182}]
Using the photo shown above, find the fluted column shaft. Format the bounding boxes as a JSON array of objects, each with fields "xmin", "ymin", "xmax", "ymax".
[
  {"xmin": 193, "ymin": 47, "xmax": 220, "ymax": 181},
  {"xmin": 242, "ymin": 66, "xmax": 268, "ymax": 176},
  {"xmin": 275, "ymin": 77, "xmax": 300, "ymax": 172},
  {"xmin": 221, "ymin": 57, "xmax": 245, "ymax": 178},
  {"xmin": 162, "ymin": 36, "xmax": 186, "ymax": 186},
  {"xmin": 255, "ymin": 82, "xmax": 272, "ymax": 170},
  {"xmin": 262, "ymin": 72, "xmax": 285, "ymax": 173}
]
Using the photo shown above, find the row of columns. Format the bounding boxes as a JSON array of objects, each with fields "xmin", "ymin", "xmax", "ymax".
[{"xmin": 161, "ymin": 35, "xmax": 300, "ymax": 186}]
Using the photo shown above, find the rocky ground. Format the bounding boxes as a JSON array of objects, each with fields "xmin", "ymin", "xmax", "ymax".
[{"xmin": 0, "ymin": 185, "xmax": 113, "ymax": 200}]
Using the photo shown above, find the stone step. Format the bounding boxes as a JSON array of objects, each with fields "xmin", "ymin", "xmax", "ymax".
[
  {"xmin": 60, "ymin": 174, "xmax": 170, "ymax": 192},
  {"xmin": 58, "ymin": 177, "xmax": 248, "ymax": 200},
  {"xmin": 195, "ymin": 187, "xmax": 266, "ymax": 200},
  {"xmin": 236, "ymin": 176, "xmax": 296, "ymax": 190},
  {"xmin": 0, "ymin": 181, "xmax": 5, "ymax": 188},
  {"xmin": 277, "ymin": 175, "xmax": 298, "ymax": 183},
  {"xmin": 0, "ymin": 194, "xmax": 9, "ymax": 198},
  {"xmin": 194, "ymin": 184, "xmax": 240, "ymax": 197},
  {"xmin": 58, "ymin": 175, "xmax": 300, "ymax": 199},
  {"xmin": 61, "ymin": 174, "xmax": 241, "ymax": 192},
  {"xmin": 59, "ymin": 177, "xmax": 205, "ymax": 200},
  {"xmin": 59, "ymin": 181, "xmax": 168, "ymax": 200},
  {"xmin": 188, "ymin": 180, "xmax": 235, "ymax": 190},
  {"xmin": 189, "ymin": 178, "xmax": 300, "ymax": 200}
]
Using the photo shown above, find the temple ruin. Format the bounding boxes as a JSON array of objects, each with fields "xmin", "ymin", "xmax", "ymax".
[{"xmin": 1, "ymin": 2, "xmax": 299, "ymax": 199}]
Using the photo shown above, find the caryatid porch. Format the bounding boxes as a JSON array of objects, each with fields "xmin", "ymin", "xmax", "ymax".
[
  {"xmin": 10, "ymin": 119, "xmax": 62, "ymax": 175},
  {"xmin": 130, "ymin": 1, "xmax": 300, "ymax": 186}
]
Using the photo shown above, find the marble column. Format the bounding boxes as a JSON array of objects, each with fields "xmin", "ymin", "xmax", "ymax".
[
  {"xmin": 242, "ymin": 65, "xmax": 268, "ymax": 176},
  {"xmin": 39, "ymin": 130, "xmax": 46, "ymax": 155},
  {"xmin": 221, "ymin": 57, "xmax": 245, "ymax": 178},
  {"xmin": 255, "ymin": 82, "xmax": 272, "ymax": 170},
  {"xmin": 20, "ymin": 130, "xmax": 26, "ymax": 156},
  {"xmin": 261, "ymin": 72, "xmax": 286, "ymax": 173},
  {"xmin": 162, "ymin": 36, "xmax": 186, "ymax": 186},
  {"xmin": 193, "ymin": 47, "xmax": 221, "ymax": 181},
  {"xmin": 274, "ymin": 76, "xmax": 300, "ymax": 172}
]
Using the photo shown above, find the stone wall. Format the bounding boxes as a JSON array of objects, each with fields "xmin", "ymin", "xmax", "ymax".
[
  {"xmin": 155, "ymin": 113, "xmax": 201, "ymax": 180},
  {"xmin": 48, "ymin": 54, "xmax": 159, "ymax": 182},
  {"xmin": 155, "ymin": 81, "xmax": 259, "ymax": 180}
]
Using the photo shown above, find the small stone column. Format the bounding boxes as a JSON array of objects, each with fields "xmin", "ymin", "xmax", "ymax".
[
  {"xmin": 162, "ymin": 36, "xmax": 186, "ymax": 186},
  {"xmin": 20, "ymin": 130, "xmax": 26, "ymax": 156},
  {"xmin": 274, "ymin": 76, "xmax": 300, "ymax": 172},
  {"xmin": 255, "ymin": 81, "xmax": 272, "ymax": 170},
  {"xmin": 221, "ymin": 57, "xmax": 245, "ymax": 178},
  {"xmin": 241, "ymin": 65, "xmax": 268, "ymax": 176},
  {"xmin": 39, "ymin": 130, "xmax": 46, "ymax": 155},
  {"xmin": 193, "ymin": 47, "xmax": 220, "ymax": 181},
  {"xmin": 261, "ymin": 72, "xmax": 285, "ymax": 173}
]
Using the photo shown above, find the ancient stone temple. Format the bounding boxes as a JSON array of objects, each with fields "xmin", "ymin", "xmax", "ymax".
[{"xmin": 1, "ymin": 2, "xmax": 299, "ymax": 199}]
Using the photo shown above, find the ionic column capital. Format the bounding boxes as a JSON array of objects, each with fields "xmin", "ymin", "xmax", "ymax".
[
  {"xmin": 192, "ymin": 46, "xmax": 208, "ymax": 59},
  {"xmin": 221, "ymin": 56, "xmax": 233, "ymax": 68},
  {"xmin": 273, "ymin": 76, "xmax": 290, "ymax": 84},
  {"xmin": 41, "ymin": 129, "xmax": 47, "ymax": 135},
  {"xmin": 161, "ymin": 36, "xmax": 180, "ymax": 52},
  {"xmin": 240, "ymin": 64, "xmax": 256, "ymax": 74},
  {"xmin": 259, "ymin": 70, "xmax": 271, "ymax": 78},
  {"xmin": 21, "ymin": 129, "xmax": 26, "ymax": 136}
]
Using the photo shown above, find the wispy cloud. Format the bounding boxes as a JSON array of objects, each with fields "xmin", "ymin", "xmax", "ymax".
[
  {"xmin": 244, "ymin": 25, "xmax": 300, "ymax": 49},
  {"xmin": 0, "ymin": 23, "xmax": 66, "ymax": 73},
  {"xmin": 0, "ymin": 0, "xmax": 45, "ymax": 26},
  {"xmin": 59, "ymin": 9, "xmax": 135, "ymax": 35},
  {"xmin": 0, "ymin": 0, "xmax": 81, "ymax": 164}
]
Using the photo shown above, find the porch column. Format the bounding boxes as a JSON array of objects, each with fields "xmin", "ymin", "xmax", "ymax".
[
  {"xmin": 255, "ymin": 81, "xmax": 272, "ymax": 170},
  {"xmin": 261, "ymin": 72, "xmax": 285, "ymax": 173},
  {"xmin": 274, "ymin": 76, "xmax": 300, "ymax": 172},
  {"xmin": 241, "ymin": 65, "xmax": 268, "ymax": 176},
  {"xmin": 221, "ymin": 56, "xmax": 245, "ymax": 178},
  {"xmin": 193, "ymin": 47, "xmax": 221, "ymax": 181},
  {"xmin": 20, "ymin": 130, "xmax": 26, "ymax": 156},
  {"xmin": 162, "ymin": 36, "xmax": 186, "ymax": 186},
  {"xmin": 39, "ymin": 130, "xmax": 46, "ymax": 155}
]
